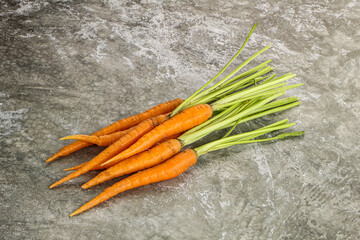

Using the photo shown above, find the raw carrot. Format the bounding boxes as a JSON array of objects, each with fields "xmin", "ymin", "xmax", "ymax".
[
  {"xmin": 60, "ymin": 113, "xmax": 177, "ymax": 147},
  {"xmin": 100, "ymin": 104, "xmax": 212, "ymax": 167},
  {"xmin": 46, "ymin": 98, "xmax": 183, "ymax": 162},
  {"xmin": 70, "ymin": 120, "xmax": 304, "ymax": 216},
  {"xmin": 60, "ymin": 128, "xmax": 134, "ymax": 147},
  {"xmin": 63, "ymin": 163, "xmax": 87, "ymax": 172},
  {"xmin": 49, "ymin": 114, "xmax": 170, "ymax": 188},
  {"xmin": 82, "ymin": 139, "xmax": 183, "ymax": 189},
  {"xmin": 63, "ymin": 132, "xmax": 184, "ymax": 172},
  {"xmin": 70, "ymin": 149, "xmax": 197, "ymax": 216},
  {"xmin": 85, "ymin": 95, "xmax": 301, "ymax": 187}
]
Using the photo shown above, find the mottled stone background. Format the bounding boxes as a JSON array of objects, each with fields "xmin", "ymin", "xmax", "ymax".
[{"xmin": 1, "ymin": 0, "xmax": 359, "ymax": 239}]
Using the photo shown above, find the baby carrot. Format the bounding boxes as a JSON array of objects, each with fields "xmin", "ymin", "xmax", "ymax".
[
  {"xmin": 49, "ymin": 114, "xmax": 169, "ymax": 188},
  {"xmin": 70, "ymin": 120, "xmax": 304, "ymax": 216},
  {"xmin": 100, "ymin": 104, "xmax": 212, "ymax": 167},
  {"xmin": 84, "ymin": 95, "xmax": 302, "ymax": 187},
  {"xmin": 46, "ymin": 98, "xmax": 183, "ymax": 162},
  {"xmin": 60, "ymin": 128, "xmax": 134, "ymax": 147},
  {"xmin": 63, "ymin": 132, "xmax": 184, "ymax": 172},
  {"xmin": 70, "ymin": 149, "xmax": 197, "ymax": 216},
  {"xmin": 82, "ymin": 139, "xmax": 183, "ymax": 189}
]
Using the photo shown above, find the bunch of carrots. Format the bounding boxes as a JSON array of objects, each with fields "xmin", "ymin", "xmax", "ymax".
[{"xmin": 47, "ymin": 23, "xmax": 304, "ymax": 216}]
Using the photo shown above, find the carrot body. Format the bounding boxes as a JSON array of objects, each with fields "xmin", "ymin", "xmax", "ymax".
[
  {"xmin": 63, "ymin": 132, "xmax": 184, "ymax": 172},
  {"xmin": 46, "ymin": 142, "xmax": 93, "ymax": 163},
  {"xmin": 46, "ymin": 98, "xmax": 183, "ymax": 162},
  {"xmin": 49, "ymin": 114, "xmax": 169, "ymax": 188},
  {"xmin": 63, "ymin": 162, "xmax": 87, "ymax": 172},
  {"xmin": 60, "ymin": 128, "xmax": 134, "ymax": 147},
  {"xmin": 82, "ymin": 139, "xmax": 183, "ymax": 189},
  {"xmin": 101, "ymin": 104, "xmax": 212, "ymax": 167},
  {"xmin": 99, "ymin": 132, "xmax": 184, "ymax": 169},
  {"xmin": 70, "ymin": 149, "xmax": 197, "ymax": 216}
]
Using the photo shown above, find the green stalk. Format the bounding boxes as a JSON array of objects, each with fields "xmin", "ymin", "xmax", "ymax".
[
  {"xmin": 186, "ymin": 96, "xmax": 300, "ymax": 140},
  {"xmin": 181, "ymin": 100, "xmax": 249, "ymax": 137},
  {"xmin": 170, "ymin": 22, "xmax": 258, "ymax": 117},
  {"xmin": 219, "ymin": 60, "xmax": 272, "ymax": 87},
  {"xmin": 189, "ymin": 66, "xmax": 274, "ymax": 107},
  {"xmin": 213, "ymin": 73, "xmax": 295, "ymax": 107},
  {"xmin": 181, "ymin": 99, "xmax": 301, "ymax": 144},
  {"xmin": 215, "ymin": 83, "xmax": 303, "ymax": 110},
  {"xmin": 221, "ymin": 119, "xmax": 292, "ymax": 143},
  {"xmin": 194, "ymin": 121, "xmax": 304, "ymax": 156},
  {"xmin": 216, "ymin": 73, "xmax": 277, "ymax": 101},
  {"xmin": 179, "ymin": 92, "xmax": 285, "ymax": 145},
  {"xmin": 197, "ymin": 123, "xmax": 295, "ymax": 154},
  {"xmin": 205, "ymin": 131, "xmax": 305, "ymax": 153},
  {"xmin": 211, "ymin": 76, "xmax": 267, "ymax": 103},
  {"xmin": 211, "ymin": 74, "xmax": 296, "ymax": 110},
  {"xmin": 238, "ymin": 101, "xmax": 301, "ymax": 124},
  {"xmin": 188, "ymin": 45, "xmax": 271, "ymax": 104}
]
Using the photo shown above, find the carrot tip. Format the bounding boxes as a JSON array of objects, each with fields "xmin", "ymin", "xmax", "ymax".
[
  {"xmin": 46, "ymin": 154, "xmax": 59, "ymax": 162},
  {"xmin": 69, "ymin": 211, "xmax": 77, "ymax": 217},
  {"xmin": 70, "ymin": 207, "xmax": 85, "ymax": 217},
  {"xmin": 63, "ymin": 166, "xmax": 76, "ymax": 171},
  {"xmin": 100, "ymin": 159, "xmax": 113, "ymax": 167},
  {"xmin": 81, "ymin": 183, "xmax": 90, "ymax": 189},
  {"xmin": 60, "ymin": 136, "xmax": 73, "ymax": 141},
  {"xmin": 49, "ymin": 182, "xmax": 60, "ymax": 189}
]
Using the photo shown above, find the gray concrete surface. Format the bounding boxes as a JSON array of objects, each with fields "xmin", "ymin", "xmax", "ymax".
[{"xmin": 1, "ymin": 0, "xmax": 359, "ymax": 239}]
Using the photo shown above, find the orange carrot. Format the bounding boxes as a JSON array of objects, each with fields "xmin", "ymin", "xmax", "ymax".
[
  {"xmin": 60, "ymin": 128, "xmax": 134, "ymax": 147},
  {"xmin": 101, "ymin": 104, "xmax": 212, "ymax": 167},
  {"xmin": 70, "ymin": 149, "xmax": 197, "ymax": 216},
  {"xmin": 63, "ymin": 163, "xmax": 87, "ymax": 172},
  {"xmin": 46, "ymin": 98, "xmax": 183, "ymax": 162},
  {"xmin": 49, "ymin": 114, "xmax": 169, "ymax": 188},
  {"xmin": 63, "ymin": 132, "xmax": 184, "ymax": 172},
  {"xmin": 82, "ymin": 139, "xmax": 183, "ymax": 189}
]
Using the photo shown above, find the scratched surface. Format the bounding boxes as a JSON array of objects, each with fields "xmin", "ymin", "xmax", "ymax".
[{"xmin": 1, "ymin": 0, "xmax": 360, "ymax": 239}]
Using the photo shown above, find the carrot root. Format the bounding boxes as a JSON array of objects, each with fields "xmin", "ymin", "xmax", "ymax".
[
  {"xmin": 70, "ymin": 149, "xmax": 197, "ymax": 216},
  {"xmin": 46, "ymin": 141, "xmax": 93, "ymax": 163},
  {"xmin": 82, "ymin": 139, "xmax": 183, "ymax": 189},
  {"xmin": 60, "ymin": 135, "xmax": 99, "ymax": 143},
  {"xmin": 46, "ymin": 98, "xmax": 183, "ymax": 162},
  {"xmin": 50, "ymin": 114, "xmax": 170, "ymax": 189},
  {"xmin": 101, "ymin": 104, "xmax": 212, "ymax": 167}
]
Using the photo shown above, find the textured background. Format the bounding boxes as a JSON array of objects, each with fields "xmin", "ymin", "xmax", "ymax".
[{"xmin": 1, "ymin": 0, "xmax": 359, "ymax": 239}]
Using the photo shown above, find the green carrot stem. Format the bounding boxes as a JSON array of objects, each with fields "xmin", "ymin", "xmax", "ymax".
[
  {"xmin": 214, "ymin": 73, "xmax": 295, "ymax": 106},
  {"xmin": 212, "ymin": 74, "xmax": 296, "ymax": 110},
  {"xmin": 195, "ymin": 123, "xmax": 295, "ymax": 155},
  {"xmin": 203, "ymin": 131, "xmax": 305, "ymax": 154},
  {"xmin": 196, "ymin": 74, "xmax": 269, "ymax": 106},
  {"xmin": 179, "ymin": 92, "xmax": 285, "ymax": 145},
  {"xmin": 188, "ymin": 46, "xmax": 271, "ymax": 105},
  {"xmin": 183, "ymin": 95, "xmax": 299, "ymax": 139},
  {"xmin": 170, "ymin": 22, "xmax": 258, "ymax": 117},
  {"xmin": 262, "ymin": 73, "xmax": 277, "ymax": 84},
  {"xmin": 252, "ymin": 96, "xmax": 299, "ymax": 112},
  {"xmin": 217, "ymin": 73, "xmax": 276, "ymax": 101},
  {"xmin": 184, "ymin": 97, "xmax": 300, "ymax": 145},
  {"xmin": 221, "ymin": 97, "xmax": 263, "ymax": 138},
  {"xmin": 181, "ymin": 101, "xmax": 246, "ymax": 137},
  {"xmin": 215, "ymin": 83, "xmax": 302, "ymax": 110},
  {"xmin": 220, "ymin": 60, "xmax": 272, "ymax": 87},
  {"xmin": 221, "ymin": 120, "xmax": 291, "ymax": 144},
  {"xmin": 238, "ymin": 100, "xmax": 301, "ymax": 124},
  {"xmin": 194, "ymin": 121, "xmax": 304, "ymax": 156},
  {"xmin": 189, "ymin": 66, "xmax": 274, "ymax": 107}
]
